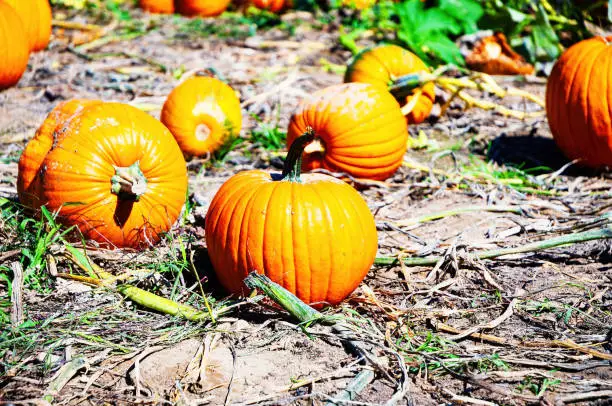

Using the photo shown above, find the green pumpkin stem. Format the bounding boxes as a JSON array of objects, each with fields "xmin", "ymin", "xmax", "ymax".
[
  {"xmin": 281, "ymin": 127, "xmax": 316, "ymax": 182},
  {"xmin": 111, "ymin": 161, "xmax": 147, "ymax": 201}
]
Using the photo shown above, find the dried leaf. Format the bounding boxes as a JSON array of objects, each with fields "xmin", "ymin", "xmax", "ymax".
[{"xmin": 466, "ymin": 32, "xmax": 534, "ymax": 75}]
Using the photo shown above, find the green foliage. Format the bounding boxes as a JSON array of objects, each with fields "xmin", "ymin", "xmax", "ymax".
[
  {"xmin": 479, "ymin": 1, "xmax": 563, "ymax": 64},
  {"xmin": 249, "ymin": 113, "xmax": 287, "ymax": 151}
]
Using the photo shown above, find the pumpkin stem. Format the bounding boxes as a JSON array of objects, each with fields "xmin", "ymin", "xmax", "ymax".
[
  {"xmin": 111, "ymin": 161, "xmax": 147, "ymax": 201},
  {"xmin": 281, "ymin": 127, "xmax": 316, "ymax": 182}
]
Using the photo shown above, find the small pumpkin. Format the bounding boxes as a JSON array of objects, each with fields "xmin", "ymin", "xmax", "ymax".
[
  {"xmin": 139, "ymin": 0, "xmax": 175, "ymax": 13},
  {"xmin": 161, "ymin": 76, "xmax": 242, "ymax": 157},
  {"xmin": 546, "ymin": 36, "xmax": 612, "ymax": 168},
  {"xmin": 342, "ymin": 0, "xmax": 376, "ymax": 10},
  {"xmin": 287, "ymin": 82, "xmax": 409, "ymax": 181},
  {"xmin": 0, "ymin": 2, "xmax": 30, "ymax": 90},
  {"xmin": 23, "ymin": 102, "xmax": 188, "ymax": 248},
  {"xmin": 251, "ymin": 0, "xmax": 287, "ymax": 12},
  {"xmin": 344, "ymin": 44, "xmax": 435, "ymax": 125},
  {"xmin": 18, "ymin": 99, "xmax": 103, "ymax": 210},
  {"xmin": 205, "ymin": 129, "xmax": 378, "ymax": 306},
  {"xmin": 175, "ymin": 0, "xmax": 232, "ymax": 17},
  {"xmin": 3, "ymin": 0, "xmax": 52, "ymax": 52}
]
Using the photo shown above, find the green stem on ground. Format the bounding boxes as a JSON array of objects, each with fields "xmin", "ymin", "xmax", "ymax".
[
  {"xmin": 375, "ymin": 227, "xmax": 612, "ymax": 266},
  {"xmin": 243, "ymin": 272, "xmax": 322, "ymax": 323},
  {"xmin": 64, "ymin": 244, "xmax": 213, "ymax": 322}
]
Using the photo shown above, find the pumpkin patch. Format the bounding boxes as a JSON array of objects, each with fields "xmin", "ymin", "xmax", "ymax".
[{"xmin": 3, "ymin": 3, "xmax": 611, "ymax": 404}]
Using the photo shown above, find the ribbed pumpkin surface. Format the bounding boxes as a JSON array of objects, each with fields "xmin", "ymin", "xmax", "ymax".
[
  {"xmin": 139, "ymin": 0, "xmax": 175, "ymax": 13},
  {"xmin": 287, "ymin": 82, "xmax": 408, "ymax": 181},
  {"xmin": 205, "ymin": 146, "xmax": 378, "ymax": 305},
  {"xmin": 32, "ymin": 103, "xmax": 188, "ymax": 248},
  {"xmin": 18, "ymin": 99, "xmax": 102, "ymax": 210},
  {"xmin": 345, "ymin": 45, "xmax": 435, "ymax": 125},
  {"xmin": 175, "ymin": 0, "xmax": 231, "ymax": 17},
  {"xmin": 0, "ymin": 2, "xmax": 30, "ymax": 89},
  {"xmin": 4, "ymin": 0, "xmax": 51, "ymax": 52},
  {"xmin": 546, "ymin": 36, "xmax": 612, "ymax": 168},
  {"xmin": 252, "ymin": 0, "xmax": 286, "ymax": 12}
]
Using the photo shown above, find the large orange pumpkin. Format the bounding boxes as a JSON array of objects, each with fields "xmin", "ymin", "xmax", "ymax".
[
  {"xmin": 18, "ymin": 99, "xmax": 103, "ymax": 210},
  {"xmin": 3, "ymin": 0, "xmax": 52, "ymax": 52},
  {"xmin": 546, "ymin": 36, "xmax": 612, "ymax": 168},
  {"xmin": 286, "ymin": 82, "xmax": 408, "ymax": 181},
  {"xmin": 205, "ymin": 129, "xmax": 378, "ymax": 306},
  {"xmin": 22, "ymin": 103, "xmax": 188, "ymax": 248},
  {"xmin": 175, "ymin": 0, "xmax": 231, "ymax": 17},
  {"xmin": 251, "ymin": 0, "xmax": 287, "ymax": 12},
  {"xmin": 0, "ymin": 2, "xmax": 30, "ymax": 89},
  {"xmin": 344, "ymin": 45, "xmax": 435, "ymax": 125},
  {"xmin": 161, "ymin": 76, "xmax": 242, "ymax": 157},
  {"xmin": 139, "ymin": 0, "xmax": 175, "ymax": 13}
]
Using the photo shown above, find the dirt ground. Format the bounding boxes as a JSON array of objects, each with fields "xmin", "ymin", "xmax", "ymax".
[{"xmin": 1, "ymin": 7, "xmax": 611, "ymax": 406}]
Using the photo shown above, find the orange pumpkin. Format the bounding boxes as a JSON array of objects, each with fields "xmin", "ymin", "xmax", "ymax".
[
  {"xmin": 18, "ymin": 99, "xmax": 103, "ymax": 210},
  {"xmin": 205, "ymin": 129, "xmax": 378, "ymax": 306},
  {"xmin": 24, "ymin": 103, "xmax": 188, "ymax": 248},
  {"xmin": 175, "ymin": 0, "xmax": 231, "ymax": 17},
  {"xmin": 0, "ymin": 2, "xmax": 30, "ymax": 89},
  {"xmin": 4, "ymin": 0, "xmax": 52, "ymax": 52},
  {"xmin": 251, "ymin": 0, "xmax": 286, "ymax": 12},
  {"xmin": 161, "ymin": 76, "xmax": 242, "ymax": 157},
  {"xmin": 344, "ymin": 44, "xmax": 435, "ymax": 125},
  {"xmin": 287, "ymin": 82, "xmax": 408, "ymax": 181},
  {"xmin": 546, "ymin": 36, "xmax": 612, "ymax": 168},
  {"xmin": 139, "ymin": 0, "xmax": 175, "ymax": 13},
  {"xmin": 342, "ymin": 0, "xmax": 376, "ymax": 9}
]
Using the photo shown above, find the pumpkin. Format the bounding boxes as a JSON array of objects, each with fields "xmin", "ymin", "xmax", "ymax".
[
  {"xmin": 205, "ymin": 129, "xmax": 378, "ymax": 306},
  {"xmin": 0, "ymin": 2, "xmax": 30, "ymax": 89},
  {"xmin": 23, "ymin": 102, "xmax": 188, "ymax": 248},
  {"xmin": 286, "ymin": 82, "xmax": 409, "ymax": 181},
  {"xmin": 3, "ymin": 0, "xmax": 52, "ymax": 52},
  {"xmin": 546, "ymin": 36, "xmax": 612, "ymax": 168},
  {"xmin": 18, "ymin": 99, "xmax": 103, "ymax": 210},
  {"xmin": 161, "ymin": 76, "xmax": 242, "ymax": 157},
  {"xmin": 252, "ymin": 0, "xmax": 286, "ymax": 12},
  {"xmin": 139, "ymin": 0, "xmax": 175, "ymax": 13},
  {"xmin": 344, "ymin": 44, "xmax": 435, "ymax": 125},
  {"xmin": 175, "ymin": 0, "xmax": 232, "ymax": 17},
  {"xmin": 342, "ymin": 0, "xmax": 376, "ymax": 9}
]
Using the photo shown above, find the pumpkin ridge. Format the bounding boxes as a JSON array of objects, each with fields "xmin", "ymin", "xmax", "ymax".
[
  {"xmin": 308, "ymin": 183, "xmax": 333, "ymax": 303},
  {"xmin": 586, "ymin": 45, "xmax": 612, "ymax": 163},
  {"xmin": 326, "ymin": 149, "xmax": 405, "ymax": 170},
  {"xmin": 237, "ymin": 181, "xmax": 268, "ymax": 286},
  {"xmin": 219, "ymin": 178, "xmax": 261, "ymax": 276},
  {"xmin": 575, "ymin": 45, "xmax": 604, "ymax": 163},
  {"xmin": 559, "ymin": 44, "xmax": 590, "ymax": 161}
]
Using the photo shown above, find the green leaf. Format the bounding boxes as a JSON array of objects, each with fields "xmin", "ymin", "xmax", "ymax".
[
  {"xmin": 439, "ymin": 0, "xmax": 483, "ymax": 33},
  {"xmin": 530, "ymin": 3, "xmax": 562, "ymax": 62},
  {"xmin": 609, "ymin": 0, "xmax": 612, "ymax": 22},
  {"xmin": 423, "ymin": 33, "xmax": 465, "ymax": 65}
]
